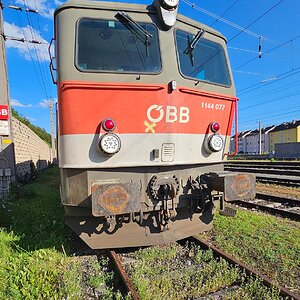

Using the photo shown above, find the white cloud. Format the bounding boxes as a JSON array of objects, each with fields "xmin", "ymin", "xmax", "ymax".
[
  {"xmin": 4, "ymin": 21, "xmax": 49, "ymax": 62},
  {"xmin": 16, "ymin": 0, "xmax": 55, "ymax": 19},
  {"xmin": 43, "ymin": 24, "xmax": 49, "ymax": 32},
  {"xmin": 39, "ymin": 98, "xmax": 57, "ymax": 108},
  {"xmin": 11, "ymin": 99, "xmax": 33, "ymax": 107},
  {"xmin": 38, "ymin": 99, "xmax": 51, "ymax": 108},
  {"xmin": 26, "ymin": 116, "xmax": 36, "ymax": 122},
  {"xmin": 54, "ymin": 0, "xmax": 64, "ymax": 6}
]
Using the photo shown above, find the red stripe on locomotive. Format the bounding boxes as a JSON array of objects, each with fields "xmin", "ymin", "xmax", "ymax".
[{"xmin": 58, "ymin": 81, "xmax": 237, "ymax": 136}]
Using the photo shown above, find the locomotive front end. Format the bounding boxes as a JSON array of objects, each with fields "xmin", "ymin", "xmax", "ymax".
[{"xmin": 54, "ymin": 0, "xmax": 255, "ymax": 249}]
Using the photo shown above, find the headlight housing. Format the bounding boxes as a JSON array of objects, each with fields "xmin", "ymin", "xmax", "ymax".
[
  {"xmin": 98, "ymin": 133, "xmax": 121, "ymax": 155},
  {"xmin": 208, "ymin": 134, "xmax": 224, "ymax": 152}
]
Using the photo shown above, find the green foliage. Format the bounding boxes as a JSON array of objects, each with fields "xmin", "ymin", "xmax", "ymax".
[
  {"xmin": 128, "ymin": 244, "xmax": 238, "ymax": 299},
  {"xmin": 0, "ymin": 166, "xmax": 130, "ymax": 299},
  {"xmin": 88, "ymin": 257, "xmax": 114, "ymax": 288},
  {"xmin": 199, "ymin": 208, "xmax": 300, "ymax": 294},
  {"xmin": 12, "ymin": 108, "xmax": 52, "ymax": 146},
  {"xmin": 0, "ymin": 245, "xmax": 81, "ymax": 300},
  {"xmin": 126, "ymin": 243, "xmax": 282, "ymax": 300}
]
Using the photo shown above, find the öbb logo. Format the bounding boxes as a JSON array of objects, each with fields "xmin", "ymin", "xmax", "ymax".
[
  {"xmin": 146, "ymin": 105, "xmax": 190, "ymax": 124},
  {"xmin": 0, "ymin": 105, "xmax": 9, "ymax": 120}
]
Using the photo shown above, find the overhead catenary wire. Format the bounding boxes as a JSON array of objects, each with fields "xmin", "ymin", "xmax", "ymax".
[
  {"xmin": 235, "ymin": 34, "xmax": 300, "ymax": 70},
  {"xmin": 33, "ymin": 0, "xmax": 56, "ymax": 99},
  {"xmin": 241, "ymin": 79, "xmax": 300, "ymax": 100},
  {"xmin": 182, "ymin": 0, "xmax": 260, "ymax": 38},
  {"xmin": 9, "ymin": 0, "xmax": 49, "ymax": 103},
  {"xmin": 239, "ymin": 107, "xmax": 300, "ymax": 125},
  {"xmin": 240, "ymin": 90, "xmax": 300, "ymax": 111},
  {"xmin": 227, "ymin": 0, "xmax": 284, "ymax": 43},
  {"xmin": 183, "ymin": 0, "xmax": 286, "ymax": 82},
  {"xmin": 0, "ymin": 32, "xmax": 45, "ymax": 43},
  {"xmin": 237, "ymin": 67, "xmax": 300, "ymax": 95},
  {"xmin": 22, "ymin": 0, "xmax": 50, "ymax": 100},
  {"xmin": 209, "ymin": 0, "xmax": 241, "ymax": 27},
  {"xmin": 181, "ymin": 0, "xmax": 287, "ymax": 84}
]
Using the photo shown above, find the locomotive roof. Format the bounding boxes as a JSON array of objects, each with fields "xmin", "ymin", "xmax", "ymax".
[{"xmin": 54, "ymin": 0, "xmax": 226, "ymax": 41}]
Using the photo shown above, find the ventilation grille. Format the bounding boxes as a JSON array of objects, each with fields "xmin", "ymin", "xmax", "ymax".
[{"xmin": 161, "ymin": 143, "xmax": 175, "ymax": 162}]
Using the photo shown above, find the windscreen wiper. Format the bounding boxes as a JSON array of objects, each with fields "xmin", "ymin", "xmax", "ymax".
[
  {"xmin": 117, "ymin": 11, "xmax": 153, "ymax": 56},
  {"xmin": 183, "ymin": 29, "xmax": 205, "ymax": 66}
]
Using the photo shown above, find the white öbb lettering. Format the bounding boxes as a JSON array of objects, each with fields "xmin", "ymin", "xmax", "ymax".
[{"xmin": 147, "ymin": 105, "xmax": 190, "ymax": 124}]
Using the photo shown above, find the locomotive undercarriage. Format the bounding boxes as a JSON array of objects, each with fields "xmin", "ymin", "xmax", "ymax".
[{"xmin": 61, "ymin": 163, "xmax": 255, "ymax": 249}]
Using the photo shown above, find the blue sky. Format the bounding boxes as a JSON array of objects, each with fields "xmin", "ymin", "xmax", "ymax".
[{"xmin": 2, "ymin": 0, "xmax": 300, "ymax": 133}]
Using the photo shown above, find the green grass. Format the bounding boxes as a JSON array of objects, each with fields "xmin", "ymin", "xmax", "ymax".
[
  {"xmin": 0, "ymin": 166, "xmax": 128, "ymax": 300},
  {"xmin": 126, "ymin": 243, "xmax": 282, "ymax": 300},
  {"xmin": 199, "ymin": 208, "xmax": 300, "ymax": 295}
]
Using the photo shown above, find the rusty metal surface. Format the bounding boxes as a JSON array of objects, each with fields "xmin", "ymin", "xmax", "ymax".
[
  {"xmin": 92, "ymin": 182, "xmax": 141, "ymax": 217},
  {"xmin": 207, "ymin": 172, "xmax": 256, "ymax": 201},
  {"xmin": 107, "ymin": 250, "xmax": 140, "ymax": 300},
  {"xmin": 224, "ymin": 173, "xmax": 256, "ymax": 201},
  {"xmin": 190, "ymin": 236, "xmax": 300, "ymax": 300}
]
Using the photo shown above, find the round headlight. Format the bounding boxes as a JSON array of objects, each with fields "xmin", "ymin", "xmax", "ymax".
[
  {"xmin": 161, "ymin": 0, "xmax": 179, "ymax": 9},
  {"xmin": 208, "ymin": 134, "xmax": 224, "ymax": 152},
  {"xmin": 98, "ymin": 133, "xmax": 121, "ymax": 155}
]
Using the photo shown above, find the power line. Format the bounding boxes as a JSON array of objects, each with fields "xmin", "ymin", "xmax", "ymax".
[
  {"xmin": 239, "ymin": 108, "xmax": 300, "ymax": 125},
  {"xmin": 240, "ymin": 90, "xmax": 300, "ymax": 111},
  {"xmin": 22, "ymin": 0, "xmax": 49, "ymax": 100},
  {"xmin": 227, "ymin": 0, "xmax": 284, "ymax": 43},
  {"xmin": 0, "ymin": 32, "xmax": 45, "ymax": 43},
  {"xmin": 241, "ymin": 79, "xmax": 300, "ymax": 100},
  {"xmin": 239, "ymin": 104, "xmax": 300, "ymax": 123},
  {"xmin": 209, "ymin": 0, "xmax": 241, "ymax": 27},
  {"xmin": 8, "ymin": 0, "xmax": 50, "ymax": 102},
  {"xmin": 33, "ymin": 0, "xmax": 55, "ymax": 98},
  {"xmin": 235, "ymin": 33, "xmax": 300, "ymax": 70},
  {"xmin": 237, "ymin": 67, "xmax": 300, "ymax": 95},
  {"xmin": 182, "ymin": 0, "xmax": 260, "ymax": 38}
]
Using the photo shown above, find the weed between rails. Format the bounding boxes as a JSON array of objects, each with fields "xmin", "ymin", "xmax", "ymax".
[
  {"xmin": 123, "ymin": 243, "xmax": 282, "ymax": 300},
  {"xmin": 199, "ymin": 209, "xmax": 300, "ymax": 295},
  {"xmin": 0, "ymin": 166, "xmax": 128, "ymax": 300}
]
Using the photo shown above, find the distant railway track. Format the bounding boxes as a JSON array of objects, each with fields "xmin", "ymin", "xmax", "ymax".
[
  {"xmin": 107, "ymin": 236, "xmax": 300, "ymax": 300},
  {"xmin": 224, "ymin": 161, "xmax": 300, "ymax": 186},
  {"xmin": 232, "ymin": 193, "xmax": 300, "ymax": 221}
]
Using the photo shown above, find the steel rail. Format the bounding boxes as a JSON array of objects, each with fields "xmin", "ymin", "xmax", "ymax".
[
  {"xmin": 232, "ymin": 199, "xmax": 300, "ymax": 221},
  {"xmin": 224, "ymin": 169, "xmax": 300, "ymax": 186},
  {"xmin": 225, "ymin": 161, "xmax": 300, "ymax": 168},
  {"xmin": 107, "ymin": 250, "xmax": 140, "ymax": 300},
  {"xmin": 256, "ymin": 176, "xmax": 300, "ymax": 187},
  {"xmin": 256, "ymin": 192, "xmax": 300, "ymax": 206},
  {"xmin": 225, "ymin": 166, "xmax": 300, "ymax": 176},
  {"xmin": 189, "ymin": 236, "xmax": 300, "ymax": 300}
]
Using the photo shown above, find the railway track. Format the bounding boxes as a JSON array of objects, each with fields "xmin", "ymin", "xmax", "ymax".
[
  {"xmin": 224, "ymin": 161, "xmax": 300, "ymax": 186},
  {"xmin": 232, "ymin": 193, "xmax": 300, "ymax": 221},
  {"xmin": 107, "ymin": 236, "xmax": 300, "ymax": 300}
]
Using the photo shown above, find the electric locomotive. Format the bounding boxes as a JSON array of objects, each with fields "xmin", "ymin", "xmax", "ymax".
[{"xmin": 52, "ymin": 0, "xmax": 255, "ymax": 249}]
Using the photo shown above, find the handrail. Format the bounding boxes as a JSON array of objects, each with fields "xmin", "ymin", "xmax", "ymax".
[
  {"xmin": 226, "ymin": 99, "xmax": 238, "ymax": 156},
  {"xmin": 48, "ymin": 38, "xmax": 57, "ymax": 84}
]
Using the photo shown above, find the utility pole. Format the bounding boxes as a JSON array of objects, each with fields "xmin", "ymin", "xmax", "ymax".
[
  {"xmin": 258, "ymin": 121, "xmax": 262, "ymax": 155},
  {"xmin": 0, "ymin": 3, "xmax": 16, "ymax": 196},
  {"xmin": 48, "ymin": 98, "xmax": 56, "ymax": 163}
]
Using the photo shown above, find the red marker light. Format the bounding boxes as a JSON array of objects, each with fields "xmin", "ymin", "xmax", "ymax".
[
  {"xmin": 102, "ymin": 118, "xmax": 116, "ymax": 131},
  {"xmin": 211, "ymin": 122, "xmax": 220, "ymax": 133}
]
